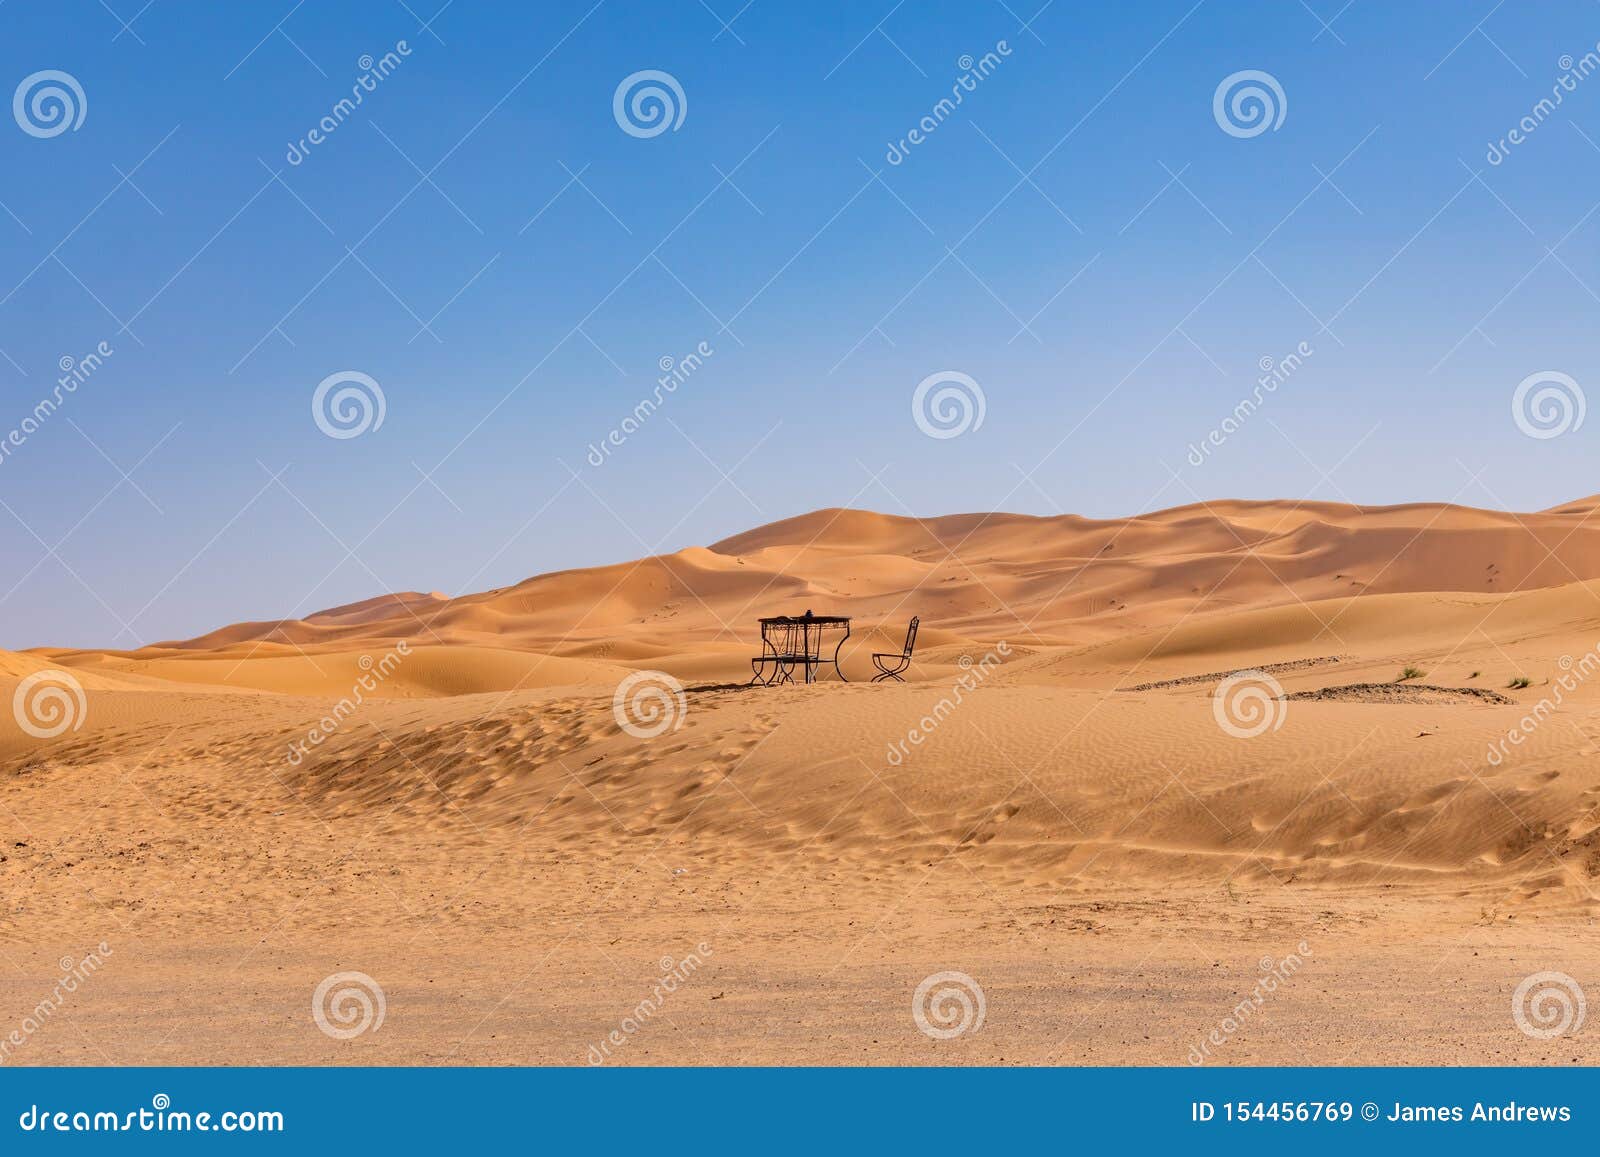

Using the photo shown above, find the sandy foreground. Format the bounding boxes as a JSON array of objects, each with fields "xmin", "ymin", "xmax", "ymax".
[{"xmin": 4, "ymin": 499, "xmax": 1600, "ymax": 1065}]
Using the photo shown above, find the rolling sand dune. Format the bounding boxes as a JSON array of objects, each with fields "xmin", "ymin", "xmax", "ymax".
[{"xmin": 5, "ymin": 497, "xmax": 1600, "ymax": 1065}]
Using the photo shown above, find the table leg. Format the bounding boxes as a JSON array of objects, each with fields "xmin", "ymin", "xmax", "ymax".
[
  {"xmin": 751, "ymin": 630, "xmax": 774, "ymax": 685},
  {"xmin": 832, "ymin": 622, "xmax": 850, "ymax": 682}
]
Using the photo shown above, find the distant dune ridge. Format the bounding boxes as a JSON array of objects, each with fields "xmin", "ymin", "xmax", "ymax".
[
  {"xmin": 14, "ymin": 496, "xmax": 1600, "ymax": 690},
  {"xmin": 7, "ymin": 495, "xmax": 1600, "ymax": 1063},
  {"xmin": 14, "ymin": 491, "xmax": 1600, "ymax": 876}
]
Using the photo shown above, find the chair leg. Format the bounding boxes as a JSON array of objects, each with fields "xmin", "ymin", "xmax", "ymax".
[{"xmin": 872, "ymin": 660, "xmax": 907, "ymax": 683}]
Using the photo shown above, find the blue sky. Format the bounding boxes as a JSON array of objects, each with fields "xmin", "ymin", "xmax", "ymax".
[{"xmin": 2, "ymin": 0, "xmax": 1599, "ymax": 648}]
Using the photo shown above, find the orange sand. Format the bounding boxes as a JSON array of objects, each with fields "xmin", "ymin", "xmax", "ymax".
[{"xmin": 4, "ymin": 498, "xmax": 1600, "ymax": 1064}]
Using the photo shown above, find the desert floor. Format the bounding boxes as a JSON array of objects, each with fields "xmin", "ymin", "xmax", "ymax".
[{"xmin": 4, "ymin": 500, "xmax": 1600, "ymax": 1064}]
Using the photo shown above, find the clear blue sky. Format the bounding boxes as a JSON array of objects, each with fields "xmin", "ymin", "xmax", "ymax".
[{"xmin": 2, "ymin": 0, "xmax": 1598, "ymax": 648}]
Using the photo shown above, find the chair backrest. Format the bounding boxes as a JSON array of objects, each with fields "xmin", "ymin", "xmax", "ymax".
[{"xmin": 902, "ymin": 616, "xmax": 919, "ymax": 657}]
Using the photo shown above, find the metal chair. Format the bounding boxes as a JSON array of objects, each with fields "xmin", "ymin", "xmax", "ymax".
[{"xmin": 871, "ymin": 616, "xmax": 919, "ymax": 683}]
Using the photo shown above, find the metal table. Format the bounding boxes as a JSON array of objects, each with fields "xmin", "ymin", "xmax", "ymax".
[{"xmin": 751, "ymin": 613, "xmax": 851, "ymax": 685}]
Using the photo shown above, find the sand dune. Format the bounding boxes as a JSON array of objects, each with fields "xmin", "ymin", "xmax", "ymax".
[
  {"xmin": 6, "ymin": 497, "xmax": 1600, "ymax": 1064},
  {"xmin": 19, "ymin": 495, "xmax": 1600, "ymax": 880},
  {"xmin": 65, "ymin": 497, "xmax": 1600, "ymax": 666}
]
